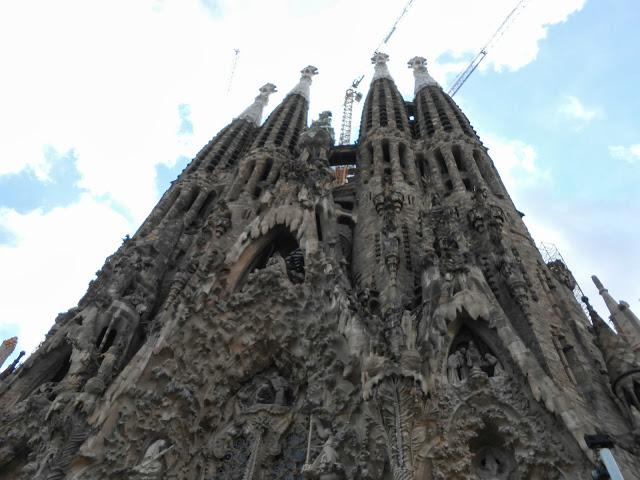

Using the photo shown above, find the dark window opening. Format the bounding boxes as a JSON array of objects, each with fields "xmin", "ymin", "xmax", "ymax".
[
  {"xmin": 315, "ymin": 205, "xmax": 323, "ymax": 242},
  {"xmin": 434, "ymin": 149, "xmax": 448, "ymax": 174},
  {"xmin": 95, "ymin": 326, "xmax": 108, "ymax": 349},
  {"xmin": 398, "ymin": 143, "xmax": 408, "ymax": 175},
  {"xmin": 50, "ymin": 351, "xmax": 72, "ymax": 383},
  {"xmin": 260, "ymin": 158, "xmax": 273, "ymax": 182},
  {"xmin": 184, "ymin": 188, "xmax": 200, "ymax": 213},
  {"xmin": 197, "ymin": 190, "xmax": 217, "ymax": 219},
  {"xmin": 382, "ymin": 141, "xmax": 391, "ymax": 165},
  {"xmin": 452, "ymin": 145, "xmax": 466, "ymax": 172},
  {"xmin": 245, "ymin": 227, "xmax": 304, "ymax": 284},
  {"xmin": 445, "ymin": 179, "xmax": 454, "ymax": 193},
  {"xmin": 99, "ymin": 328, "xmax": 118, "ymax": 354},
  {"xmin": 415, "ymin": 153, "xmax": 426, "ymax": 178},
  {"xmin": 123, "ymin": 324, "xmax": 146, "ymax": 366}
]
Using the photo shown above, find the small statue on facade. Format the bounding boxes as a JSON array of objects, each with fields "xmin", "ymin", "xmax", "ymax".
[
  {"xmin": 447, "ymin": 349, "xmax": 465, "ymax": 384},
  {"xmin": 131, "ymin": 439, "xmax": 173, "ymax": 480},
  {"xmin": 483, "ymin": 352, "xmax": 504, "ymax": 377},
  {"xmin": 303, "ymin": 433, "xmax": 345, "ymax": 480},
  {"xmin": 466, "ymin": 341, "xmax": 483, "ymax": 372}
]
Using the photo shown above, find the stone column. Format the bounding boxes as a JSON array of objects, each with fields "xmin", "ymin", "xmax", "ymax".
[
  {"xmin": 462, "ymin": 144, "xmax": 487, "ymax": 191},
  {"xmin": 389, "ymin": 141, "xmax": 404, "ymax": 185},
  {"xmin": 424, "ymin": 151, "xmax": 445, "ymax": 195},
  {"xmin": 593, "ymin": 276, "xmax": 640, "ymax": 354},
  {"xmin": 442, "ymin": 149, "xmax": 465, "ymax": 192},
  {"xmin": 373, "ymin": 142, "xmax": 384, "ymax": 177}
]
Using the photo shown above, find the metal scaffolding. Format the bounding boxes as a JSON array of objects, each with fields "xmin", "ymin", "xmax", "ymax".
[{"xmin": 538, "ymin": 242, "xmax": 590, "ymax": 318}]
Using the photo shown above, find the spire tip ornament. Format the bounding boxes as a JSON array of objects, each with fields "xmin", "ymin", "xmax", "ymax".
[
  {"xmin": 371, "ymin": 52, "xmax": 392, "ymax": 81},
  {"xmin": 236, "ymin": 83, "xmax": 278, "ymax": 126},
  {"xmin": 289, "ymin": 65, "xmax": 318, "ymax": 101},
  {"xmin": 408, "ymin": 55, "xmax": 439, "ymax": 94}
]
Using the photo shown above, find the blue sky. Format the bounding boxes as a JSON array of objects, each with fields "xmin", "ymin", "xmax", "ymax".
[{"xmin": 0, "ymin": 0, "xmax": 638, "ymax": 364}]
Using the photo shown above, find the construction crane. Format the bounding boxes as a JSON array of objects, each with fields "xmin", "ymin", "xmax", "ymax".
[
  {"xmin": 447, "ymin": 0, "xmax": 527, "ymax": 97},
  {"xmin": 338, "ymin": 76, "xmax": 364, "ymax": 145},
  {"xmin": 226, "ymin": 48, "xmax": 240, "ymax": 93},
  {"xmin": 338, "ymin": 0, "xmax": 417, "ymax": 146}
]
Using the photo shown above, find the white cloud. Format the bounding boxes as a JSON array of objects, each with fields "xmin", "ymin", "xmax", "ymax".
[
  {"xmin": 481, "ymin": 134, "xmax": 550, "ymax": 193},
  {"xmin": 558, "ymin": 95, "xmax": 601, "ymax": 122},
  {"xmin": 0, "ymin": 196, "xmax": 130, "ymax": 355},
  {"xmin": 609, "ymin": 144, "xmax": 640, "ymax": 164}
]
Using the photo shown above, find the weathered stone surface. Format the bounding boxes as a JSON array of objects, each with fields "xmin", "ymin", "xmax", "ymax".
[{"xmin": 0, "ymin": 56, "xmax": 638, "ymax": 480}]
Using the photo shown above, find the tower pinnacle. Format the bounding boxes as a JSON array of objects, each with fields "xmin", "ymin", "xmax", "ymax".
[
  {"xmin": 371, "ymin": 52, "xmax": 392, "ymax": 81},
  {"xmin": 236, "ymin": 83, "xmax": 277, "ymax": 126},
  {"xmin": 289, "ymin": 65, "xmax": 318, "ymax": 101},
  {"xmin": 593, "ymin": 275, "xmax": 640, "ymax": 353},
  {"xmin": 408, "ymin": 56, "xmax": 439, "ymax": 94}
]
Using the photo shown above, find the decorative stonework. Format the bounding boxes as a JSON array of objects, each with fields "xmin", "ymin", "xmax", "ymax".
[{"xmin": 1, "ymin": 55, "xmax": 638, "ymax": 480}]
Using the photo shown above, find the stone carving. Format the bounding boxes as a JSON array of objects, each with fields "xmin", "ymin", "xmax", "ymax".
[
  {"xmin": 408, "ymin": 55, "xmax": 439, "ymax": 93},
  {"xmin": 447, "ymin": 348, "xmax": 465, "ymax": 384},
  {"xmin": 299, "ymin": 111, "xmax": 335, "ymax": 161},
  {"xmin": 83, "ymin": 344, "xmax": 121, "ymax": 394},
  {"xmin": 371, "ymin": 51, "xmax": 392, "ymax": 81},
  {"xmin": 303, "ymin": 433, "xmax": 345, "ymax": 480},
  {"xmin": 285, "ymin": 248, "xmax": 306, "ymax": 284},
  {"xmin": 131, "ymin": 440, "xmax": 172, "ymax": 480}
]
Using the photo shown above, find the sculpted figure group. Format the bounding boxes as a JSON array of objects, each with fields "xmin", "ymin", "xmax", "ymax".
[{"xmin": 447, "ymin": 340, "xmax": 504, "ymax": 384}]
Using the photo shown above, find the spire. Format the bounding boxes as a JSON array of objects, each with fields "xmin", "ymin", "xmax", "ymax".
[
  {"xmin": 593, "ymin": 275, "xmax": 640, "ymax": 353},
  {"xmin": 592, "ymin": 275, "xmax": 621, "ymax": 315},
  {"xmin": 583, "ymin": 297, "xmax": 640, "ymax": 411},
  {"xmin": 236, "ymin": 83, "xmax": 277, "ymax": 126},
  {"xmin": 408, "ymin": 56, "xmax": 439, "ymax": 94},
  {"xmin": 289, "ymin": 65, "xmax": 318, "ymax": 101},
  {"xmin": 371, "ymin": 52, "xmax": 392, "ymax": 81}
]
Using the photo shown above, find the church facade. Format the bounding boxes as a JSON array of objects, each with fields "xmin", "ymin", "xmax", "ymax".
[{"xmin": 1, "ymin": 53, "xmax": 639, "ymax": 479}]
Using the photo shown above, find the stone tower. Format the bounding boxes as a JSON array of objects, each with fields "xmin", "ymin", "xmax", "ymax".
[{"xmin": 1, "ymin": 54, "xmax": 639, "ymax": 479}]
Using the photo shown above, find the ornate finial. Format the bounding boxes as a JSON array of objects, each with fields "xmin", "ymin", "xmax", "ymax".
[
  {"xmin": 408, "ymin": 56, "xmax": 438, "ymax": 94},
  {"xmin": 290, "ymin": 65, "xmax": 318, "ymax": 101},
  {"xmin": 237, "ymin": 83, "xmax": 278, "ymax": 126},
  {"xmin": 371, "ymin": 52, "xmax": 392, "ymax": 81}
]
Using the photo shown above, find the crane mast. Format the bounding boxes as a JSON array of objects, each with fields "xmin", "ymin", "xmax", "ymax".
[{"xmin": 339, "ymin": 77, "xmax": 364, "ymax": 146}]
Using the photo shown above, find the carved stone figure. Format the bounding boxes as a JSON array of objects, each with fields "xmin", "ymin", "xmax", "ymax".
[
  {"xmin": 447, "ymin": 350, "xmax": 464, "ymax": 384},
  {"xmin": 303, "ymin": 434, "xmax": 345, "ymax": 480},
  {"xmin": 466, "ymin": 341, "xmax": 483, "ymax": 372},
  {"xmin": 131, "ymin": 440, "xmax": 169, "ymax": 480}
]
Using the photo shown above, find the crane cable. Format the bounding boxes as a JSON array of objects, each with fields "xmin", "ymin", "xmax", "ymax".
[
  {"xmin": 447, "ymin": 0, "xmax": 528, "ymax": 96},
  {"xmin": 375, "ymin": 0, "xmax": 417, "ymax": 53},
  {"xmin": 226, "ymin": 48, "xmax": 240, "ymax": 94}
]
